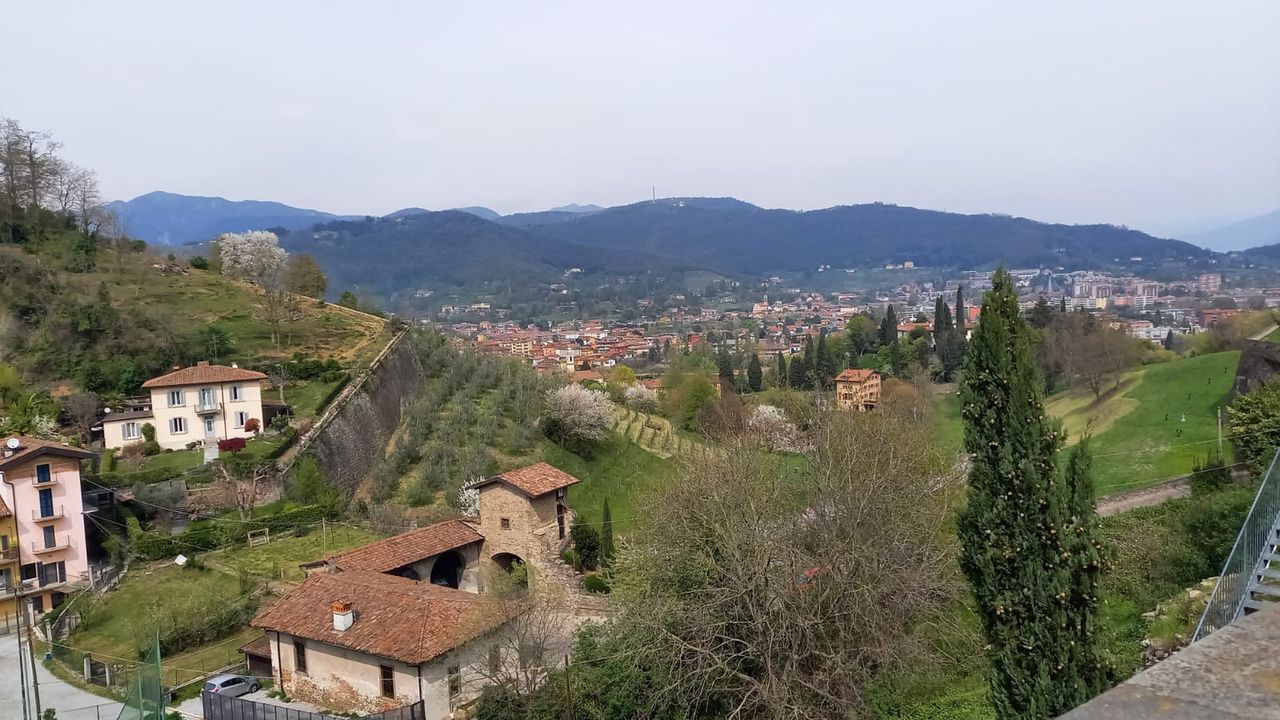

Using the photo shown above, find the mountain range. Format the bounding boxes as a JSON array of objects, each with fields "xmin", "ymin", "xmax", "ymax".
[
  {"xmin": 111, "ymin": 191, "xmax": 1264, "ymax": 298},
  {"xmin": 1184, "ymin": 209, "xmax": 1280, "ymax": 252}
]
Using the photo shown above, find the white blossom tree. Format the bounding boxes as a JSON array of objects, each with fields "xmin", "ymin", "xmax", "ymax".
[
  {"xmin": 748, "ymin": 404, "xmax": 804, "ymax": 453},
  {"xmin": 543, "ymin": 384, "xmax": 613, "ymax": 450},
  {"xmin": 624, "ymin": 384, "xmax": 659, "ymax": 413},
  {"xmin": 216, "ymin": 231, "xmax": 290, "ymax": 347}
]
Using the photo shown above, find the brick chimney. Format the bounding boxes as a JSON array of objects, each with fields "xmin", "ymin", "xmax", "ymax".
[{"xmin": 332, "ymin": 600, "xmax": 353, "ymax": 632}]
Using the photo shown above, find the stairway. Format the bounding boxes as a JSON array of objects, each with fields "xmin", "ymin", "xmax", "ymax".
[{"xmin": 1241, "ymin": 520, "xmax": 1280, "ymax": 614}]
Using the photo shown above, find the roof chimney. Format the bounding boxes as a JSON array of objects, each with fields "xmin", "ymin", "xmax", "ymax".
[
  {"xmin": 332, "ymin": 600, "xmax": 353, "ymax": 632},
  {"xmin": 230, "ymin": 362, "xmax": 238, "ymax": 369},
  {"xmin": 197, "ymin": 361, "xmax": 209, "ymax": 367}
]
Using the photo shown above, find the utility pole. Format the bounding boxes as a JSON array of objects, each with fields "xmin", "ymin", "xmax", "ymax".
[
  {"xmin": 563, "ymin": 654, "xmax": 572, "ymax": 720},
  {"xmin": 1218, "ymin": 406, "xmax": 1224, "ymax": 457},
  {"xmin": 27, "ymin": 621, "xmax": 43, "ymax": 718},
  {"xmin": 17, "ymin": 604, "xmax": 30, "ymax": 720},
  {"xmin": 322, "ymin": 518, "xmax": 328, "ymax": 556}
]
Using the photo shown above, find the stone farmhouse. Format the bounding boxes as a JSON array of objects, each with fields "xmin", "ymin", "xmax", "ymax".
[
  {"xmin": 99, "ymin": 361, "xmax": 283, "ymax": 452},
  {"xmin": 251, "ymin": 462, "xmax": 581, "ymax": 717}
]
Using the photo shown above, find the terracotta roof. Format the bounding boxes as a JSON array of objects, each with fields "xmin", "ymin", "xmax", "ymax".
[
  {"xmin": 329, "ymin": 520, "xmax": 483, "ymax": 573},
  {"xmin": 475, "ymin": 462, "xmax": 581, "ymax": 497},
  {"xmin": 0, "ymin": 436, "xmax": 95, "ymax": 472},
  {"xmin": 141, "ymin": 361, "xmax": 266, "ymax": 389},
  {"xmin": 240, "ymin": 633, "xmax": 271, "ymax": 658},
  {"xmin": 251, "ymin": 570, "xmax": 509, "ymax": 664},
  {"xmin": 835, "ymin": 369, "xmax": 878, "ymax": 383}
]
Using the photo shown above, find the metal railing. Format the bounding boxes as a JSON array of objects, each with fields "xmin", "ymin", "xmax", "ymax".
[
  {"xmin": 1193, "ymin": 448, "xmax": 1280, "ymax": 641},
  {"xmin": 32, "ymin": 505, "xmax": 64, "ymax": 521},
  {"xmin": 31, "ymin": 534, "xmax": 71, "ymax": 554}
]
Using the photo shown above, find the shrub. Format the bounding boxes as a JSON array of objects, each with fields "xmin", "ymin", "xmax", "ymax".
[
  {"xmin": 624, "ymin": 384, "xmax": 659, "ymax": 413},
  {"xmin": 583, "ymin": 573, "xmax": 611, "ymax": 594},
  {"xmin": 476, "ymin": 686, "xmax": 527, "ymax": 720},
  {"xmin": 560, "ymin": 548, "xmax": 580, "ymax": 568},
  {"xmin": 570, "ymin": 524, "xmax": 601, "ymax": 571},
  {"xmin": 188, "ymin": 256, "xmax": 209, "ymax": 270},
  {"xmin": 543, "ymin": 384, "xmax": 613, "ymax": 454},
  {"xmin": 244, "ymin": 418, "xmax": 261, "ymax": 434},
  {"xmin": 218, "ymin": 437, "xmax": 247, "ymax": 453},
  {"xmin": 1189, "ymin": 453, "xmax": 1232, "ymax": 495}
]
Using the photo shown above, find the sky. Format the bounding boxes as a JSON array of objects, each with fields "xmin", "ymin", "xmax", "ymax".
[{"xmin": 3, "ymin": 1, "xmax": 1278, "ymax": 237}]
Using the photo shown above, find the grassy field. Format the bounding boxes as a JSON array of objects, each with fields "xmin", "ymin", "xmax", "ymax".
[
  {"xmin": 543, "ymin": 432, "xmax": 677, "ymax": 534},
  {"xmin": 1046, "ymin": 351, "xmax": 1239, "ymax": 494},
  {"xmin": 1266, "ymin": 325, "xmax": 1280, "ymax": 343},
  {"xmin": 222, "ymin": 524, "xmax": 382, "ymax": 581}
]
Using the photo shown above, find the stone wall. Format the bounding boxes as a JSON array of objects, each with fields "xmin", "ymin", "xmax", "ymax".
[
  {"xmin": 1233, "ymin": 339, "xmax": 1280, "ymax": 397},
  {"xmin": 307, "ymin": 333, "xmax": 425, "ymax": 494}
]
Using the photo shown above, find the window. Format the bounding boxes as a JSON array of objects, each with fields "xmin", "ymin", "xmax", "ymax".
[
  {"xmin": 167, "ymin": 390, "xmax": 185, "ymax": 407},
  {"xmin": 38, "ymin": 488, "xmax": 53, "ymax": 518},
  {"xmin": 294, "ymin": 641, "xmax": 307, "ymax": 673},
  {"xmin": 123, "ymin": 422, "xmax": 141, "ymax": 440},
  {"xmin": 43, "ymin": 526, "xmax": 56, "ymax": 548},
  {"xmin": 21, "ymin": 563, "xmax": 36, "ymax": 581},
  {"xmin": 500, "ymin": 518, "xmax": 511, "ymax": 530},
  {"xmin": 234, "ymin": 412, "xmax": 248, "ymax": 428},
  {"xmin": 170, "ymin": 417, "xmax": 187, "ymax": 435},
  {"xmin": 230, "ymin": 385, "xmax": 242, "ymax": 401},
  {"xmin": 380, "ymin": 665, "xmax": 394, "ymax": 698},
  {"xmin": 198, "ymin": 388, "xmax": 215, "ymax": 408},
  {"xmin": 38, "ymin": 561, "xmax": 65, "ymax": 586},
  {"xmin": 1, "ymin": 535, "xmax": 8, "ymax": 550},
  {"xmin": 447, "ymin": 664, "xmax": 461, "ymax": 698},
  {"xmin": 35, "ymin": 464, "xmax": 51, "ymax": 485}
]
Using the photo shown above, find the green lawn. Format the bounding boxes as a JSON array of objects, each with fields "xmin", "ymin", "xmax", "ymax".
[
  {"xmin": 282, "ymin": 378, "xmax": 344, "ymax": 419},
  {"xmin": 1265, "ymin": 325, "xmax": 1280, "ymax": 343},
  {"xmin": 933, "ymin": 390, "xmax": 964, "ymax": 455},
  {"xmin": 223, "ymin": 524, "xmax": 383, "ymax": 581},
  {"xmin": 1046, "ymin": 351, "xmax": 1240, "ymax": 495},
  {"xmin": 543, "ymin": 432, "xmax": 676, "ymax": 534}
]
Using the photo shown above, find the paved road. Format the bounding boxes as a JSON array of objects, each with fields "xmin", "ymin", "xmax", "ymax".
[{"xmin": 0, "ymin": 629, "xmax": 122, "ymax": 720}]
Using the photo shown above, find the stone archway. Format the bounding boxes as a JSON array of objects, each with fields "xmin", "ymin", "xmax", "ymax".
[
  {"xmin": 429, "ymin": 550, "xmax": 465, "ymax": 589},
  {"xmin": 491, "ymin": 552, "xmax": 524, "ymax": 574}
]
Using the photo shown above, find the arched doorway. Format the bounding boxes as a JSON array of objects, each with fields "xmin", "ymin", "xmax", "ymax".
[
  {"xmin": 491, "ymin": 552, "xmax": 524, "ymax": 573},
  {"xmin": 429, "ymin": 551, "xmax": 465, "ymax": 589}
]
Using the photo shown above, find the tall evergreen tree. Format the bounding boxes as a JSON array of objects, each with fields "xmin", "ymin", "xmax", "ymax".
[
  {"xmin": 789, "ymin": 353, "xmax": 810, "ymax": 390},
  {"xmin": 934, "ymin": 295, "xmax": 947, "ymax": 335},
  {"xmin": 747, "ymin": 353, "xmax": 763, "ymax": 392},
  {"xmin": 1059, "ymin": 295, "xmax": 1068, "ymax": 314},
  {"xmin": 600, "ymin": 499, "xmax": 615, "ymax": 565},
  {"xmin": 716, "ymin": 347, "xmax": 734, "ymax": 384},
  {"xmin": 880, "ymin": 305, "xmax": 898, "ymax": 347},
  {"xmin": 815, "ymin": 332, "xmax": 836, "ymax": 389},
  {"xmin": 955, "ymin": 285, "xmax": 965, "ymax": 327},
  {"xmin": 957, "ymin": 269, "xmax": 1109, "ymax": 719},
  {"xmin": 1028, "ymin": 296, "xmax": 1053, "ymax": 329},
  {"xmin": 775, "ymin": 352, "xmax": 788, "ymax": 389}
]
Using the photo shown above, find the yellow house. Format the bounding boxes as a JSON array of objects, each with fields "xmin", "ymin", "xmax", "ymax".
[{"xmin": 0, "ymin": 496, "xmax": 18, "ymax": 630}]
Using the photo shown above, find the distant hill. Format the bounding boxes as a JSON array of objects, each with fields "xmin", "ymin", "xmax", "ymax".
[
  {"xmin": 550, "ymin": 203, "xmax": 604, "ymax": 214},
  {"xmin": 453, "ymin": 206, "xmax": 501, "ymax": 221},
  {"xmin": 519, "ymin": 198, "xmax": 1210, "ymax": 273},
  {"xmin": 1187, "ymin": 209, "xmax": 1280, "ymax": 252},
  {"xmin": 281, "ymin": 210, "xmax": 688, "ymax": 300},
  {"xmin": 106, "ymin": 191, "xmax": 358, "ymax": 245}
]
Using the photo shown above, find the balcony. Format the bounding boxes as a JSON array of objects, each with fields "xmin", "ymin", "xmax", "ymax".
[
  {"xmin": 194, "ymin": 400, "xmax": 222, "ymax": 415},
  {"xmin": 0, "ymin": 548, "xmax": 18, "ymax": 563},
  {"xmin": 31, "ymin": 535, "xmax": 71, "ymax": 555},
  {"xmin": 32, "ymin": 506, "xmax": 64, "ymax": 523},
  {"xmin": 31, "ymin": 475, "xmax": 58, "ymax": 489}
]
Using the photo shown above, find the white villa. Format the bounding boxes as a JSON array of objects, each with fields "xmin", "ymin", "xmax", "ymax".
[{"xmin": 100, "ymin": 361, "xmax": 271, "ymax": 451}]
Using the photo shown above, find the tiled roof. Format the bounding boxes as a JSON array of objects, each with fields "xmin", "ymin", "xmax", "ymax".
[
  {"xmin": 329, "ymin": 520, "xmax": 483, "ymax": 573},
  {"xmin": 0, "ymin": 495, "xmax": 10, "ymax": 519},
  {"xmin": 99, "ymin": 410, "xmax": 154, "ymax": 424},
  {"xmin": 239, "ymin": 633, "xmax": 271, "ymax": 658},
  {"xmin": 141, "ymin": 361, "xmax": 266, "ymax": 388},
  {"xmin": 251, "ymin": 570, "xmax": 508, "ymax": 664},
  {"xmin": 475, "ymin": 462, "xmax": 580, "ymax": 497},
  {"xmin": 0, "ymin": 436, "xmax": 95, "ymax": 472},
  {"xmin": 834, "ymin": 369, "xmax": 878, "ymax": 383}
]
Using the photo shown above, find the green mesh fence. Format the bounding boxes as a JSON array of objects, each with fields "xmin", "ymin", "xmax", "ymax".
[{"xmin": 117, "ymin": 634, "xmax": 165, "ymax": 720}]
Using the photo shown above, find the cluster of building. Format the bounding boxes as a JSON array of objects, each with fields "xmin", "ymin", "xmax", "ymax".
[{"xmin": 447, "ymin": 320, "xmax": 673, "ymax": 373}]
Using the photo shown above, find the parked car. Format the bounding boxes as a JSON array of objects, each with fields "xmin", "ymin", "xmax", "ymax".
[{"xmin": 203, "ymin": 674, "xmax": 260, "ymax": 697}]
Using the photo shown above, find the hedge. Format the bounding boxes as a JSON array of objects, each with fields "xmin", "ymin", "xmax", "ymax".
[
  {"xmin": 127, "ymin": 503, "xmax": 339, "ymax": 561},
  {"xmin": 96, "ymin": 465, "xmax": 183, "ymax": 487}
]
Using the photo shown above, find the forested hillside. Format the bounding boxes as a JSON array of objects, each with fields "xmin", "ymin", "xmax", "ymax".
[{"xmin": 520, "ymin": 197, "xmax": 1211, "ymax": 273}]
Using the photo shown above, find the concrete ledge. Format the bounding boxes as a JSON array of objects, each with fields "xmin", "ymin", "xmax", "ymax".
[{"xmin": 1061, "ymin": 605, "xmax": 1280, "ymax": 719}]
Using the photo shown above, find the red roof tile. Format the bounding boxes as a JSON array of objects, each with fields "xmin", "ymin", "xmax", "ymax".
[
  {"xmin": 476, "ymin": 462, "xmax": 581, "ymax": 497},
  {"xmin": 251, "ymin": 570, "xmax": 508, "ymax": 664},
  {"xmin": 835, "ymin": 369, "xmax": 878, "ymax": 383},
  {"xmin": 0, "ymin": 436, "xmax": 95, "ymax": 472},
  {"xmin": 329, "ymin": 520, "xmax": 482, "ymax": 573},
  {"xmin": 141, "ymin": 361, "xmax": 266, "ymax": 389}
]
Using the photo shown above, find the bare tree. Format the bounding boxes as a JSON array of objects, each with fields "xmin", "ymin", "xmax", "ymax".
[
  {"xmin": 215, "ymin": 460, "xmax": 273, "ymax": 520},
  {"xmin": 463, "ymin": 578, "xmax": 574, "ymax": 698},
  {"xmin": 63, "ymin": 393, "xmax": 101, "ymax": 444},
  {"xmin": 610, "ymin": 402, "xmax": 962, "ymax": 717}
]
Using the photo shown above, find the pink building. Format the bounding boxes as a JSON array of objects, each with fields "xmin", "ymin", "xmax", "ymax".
[{"xmin": 0, "ymin": 437, "xmax": 94, "ymax": 615}]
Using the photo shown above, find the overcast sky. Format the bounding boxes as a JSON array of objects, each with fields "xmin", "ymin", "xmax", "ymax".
[{"xmin": 3, "ymin": 1, "xmax": 1277, "ymax": 235}]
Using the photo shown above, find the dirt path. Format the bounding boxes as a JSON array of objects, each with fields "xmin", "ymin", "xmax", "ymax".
[
  {"xmin": 1249, "ymin": 324, "xmax": 1279, "ymax": 342},
  {"xmin": 1097, "ymin": 478, "xmax": 1190, "ymax": 516}
]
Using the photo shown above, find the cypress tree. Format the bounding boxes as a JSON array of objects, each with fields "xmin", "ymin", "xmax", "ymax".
[
  {"xmin": 600, "ymin": 499, "xmax": 615, "ymax": 564},
  {"xmin": 955, "ymin": 285, "xmax": 965, "ymax": 327},
  {"xmin": 716, "ymin": 347, "xmax": 734, "ymax": 384},
  {"xmin": 934, "ymin": 295, "xmax": 947, "ymax": 336},
  {"xmin": 1059, "ymin": 295, "xmax": 1068, "ymax": 314},
  {"xmin": 815, "ymin": 332, "xmax": 835, "ymax": 389},
  {"xmin": 775, "ymin": 352, "xmax": 788, "ymax": 388},
  {"xmin": 747, "ymin": 353, "xmax": 763, "ymax": 392},
  {"xmin": 789, "ymin": 353, "xmax": 810, "ymax": 390},
  {"xmin": 957, "ymin": 269, "xmax": 1109, "ymax": 719},
  {"xmin": 881, "ymin": 305, "xmax": 898, "ymax": 347}
]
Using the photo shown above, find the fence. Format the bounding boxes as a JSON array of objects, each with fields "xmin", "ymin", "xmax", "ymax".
[
  {"xmin": 203, "ymin": 692, "xmax": 426, "ymax": 720},
  {"xmin": 1193, "ymin": 448, "xmax": 1280, "ymax": 641}
]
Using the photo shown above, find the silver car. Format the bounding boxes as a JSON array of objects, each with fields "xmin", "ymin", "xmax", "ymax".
[{"xmin": 203, "ymin": 674, "xmax": 260, "ymax": 698}]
